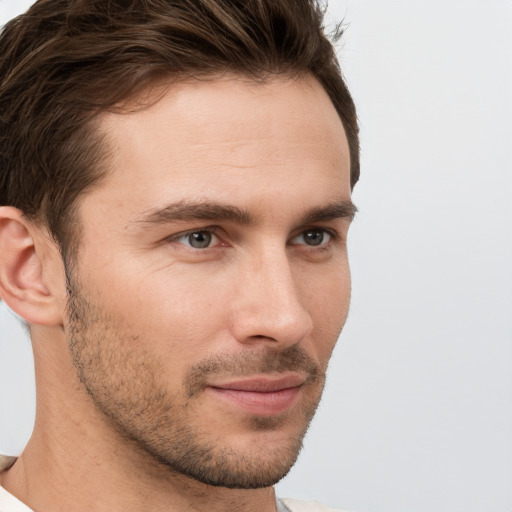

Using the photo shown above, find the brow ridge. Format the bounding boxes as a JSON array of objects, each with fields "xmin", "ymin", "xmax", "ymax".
[
  {"xmin": 133, "ymin": 198, "xmax": 357, "ymax": 228},
  {"xmin": 135, "ymin": 200, "xmax": 254, "ymax": 226},
  {"xmin": 299, "ymin": 200, "xmax": 357, "ymax": 225}
]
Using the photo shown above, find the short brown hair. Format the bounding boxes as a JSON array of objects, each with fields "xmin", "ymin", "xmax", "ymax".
[{"xmin": 0, "ymin": 0, "xmax": 359, "ymax": 258}]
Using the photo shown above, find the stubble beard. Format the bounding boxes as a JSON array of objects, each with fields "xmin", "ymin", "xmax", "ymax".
[{"xmin": 64, "ymin": 271, "xmax": 327, "ymax": 489}]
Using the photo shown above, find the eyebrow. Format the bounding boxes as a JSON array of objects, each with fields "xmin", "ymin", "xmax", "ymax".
[
  {"xmin": 299, "ymin": 200, "xmax": 357, "ymax": 225},
  {"xmin": 134, "ymin": 200, "xmax": 255, "ymax": 227},
  {"xmin": 132, "ymin": 198, "xmax": 357, "ymax": 228}
]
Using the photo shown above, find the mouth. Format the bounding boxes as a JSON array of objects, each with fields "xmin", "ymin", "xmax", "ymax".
[{"xmin": 206, "ymin": 374, "xmax": 306, "ymax": 416}]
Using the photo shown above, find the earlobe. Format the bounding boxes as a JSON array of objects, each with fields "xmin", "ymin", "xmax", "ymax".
[{"xmin": 0, "ymin": 207, "xmax": 64, "ymax": 326}]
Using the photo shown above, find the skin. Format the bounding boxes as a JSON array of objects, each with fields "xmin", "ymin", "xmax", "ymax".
[{"xmin": 0, "ymin": 74, "xmax": 353, "ymax": 512}]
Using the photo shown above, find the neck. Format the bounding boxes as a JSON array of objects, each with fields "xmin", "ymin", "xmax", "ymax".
[{"xmin": 1, "ymin": 327, "xmax": 277, "ymax": 512}]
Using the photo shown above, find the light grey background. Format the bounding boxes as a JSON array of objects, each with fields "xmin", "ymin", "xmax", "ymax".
[{"xmin": 1, "ymin": 1, "xmax": 511, "ymax": 511}]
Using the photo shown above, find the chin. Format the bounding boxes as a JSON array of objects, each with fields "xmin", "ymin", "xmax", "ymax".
[
  {"xmin": 168, "ymin": 441, "xmax": 302, "ymax": 489},
  {"xmin": 133, "ymin": 418, "xmax": 308, "ymax": 489}
]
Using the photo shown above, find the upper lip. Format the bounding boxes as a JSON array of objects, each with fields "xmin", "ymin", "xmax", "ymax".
[{"xmin": 208, "ymin": 373, "xmax": 307, "ymax": 393}]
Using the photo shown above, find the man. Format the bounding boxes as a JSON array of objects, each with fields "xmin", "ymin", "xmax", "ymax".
[{"xmin": 0, "ymin": 0, "xmax": 359, "ymax": 510}]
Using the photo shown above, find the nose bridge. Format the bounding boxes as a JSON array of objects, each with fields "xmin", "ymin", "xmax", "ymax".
[{"xmin": 231, "ymin": 242, "xmax": 313, "ymax": 346}]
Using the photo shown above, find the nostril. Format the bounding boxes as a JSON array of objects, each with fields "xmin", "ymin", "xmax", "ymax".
[{"xmin": 251, "ymin": 334, "xmax": 277, "ymax": 341}]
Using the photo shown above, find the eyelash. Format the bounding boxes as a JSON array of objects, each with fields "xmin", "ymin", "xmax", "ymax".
[
  {"xmin": 167, "ymin": 226, "xmax": 339, "ymax": 251},
  {"xmin": 171, "ymin": 229, "xmax": 223, "ymax": 249}
]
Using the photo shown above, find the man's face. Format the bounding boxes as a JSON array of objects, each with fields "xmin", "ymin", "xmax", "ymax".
[{"xmin": 65, "ymin": 74, "xmax": 353, "ymax": 488}]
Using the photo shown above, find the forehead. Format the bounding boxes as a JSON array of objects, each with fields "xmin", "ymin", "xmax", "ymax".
[{"xmin": 88, "ymin": 74, "xmax": 350, "ymax": 219}]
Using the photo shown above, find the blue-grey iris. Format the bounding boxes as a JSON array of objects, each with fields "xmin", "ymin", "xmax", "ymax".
[
  {"xmin": 304, "ymin": 229, "xmax": 324, "ymax": 246},
  {"xmin": 188, "ymin": 231, "xmax": 212, "ymax": 248}
]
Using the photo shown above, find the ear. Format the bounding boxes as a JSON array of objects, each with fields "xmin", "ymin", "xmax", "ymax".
[{"xmin": 0, "ymin": 207, "xmax": 66, "ymax": 326}]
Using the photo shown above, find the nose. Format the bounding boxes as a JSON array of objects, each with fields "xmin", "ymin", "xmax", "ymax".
[{"xmin": 229, "ymin": 248, "xmax": 314, "ymax": 348}]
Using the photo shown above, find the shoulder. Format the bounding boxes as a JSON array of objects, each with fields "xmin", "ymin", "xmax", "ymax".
[{"xmin": 279, "ymin": 497, "xmax": 352, "ymax": 512}]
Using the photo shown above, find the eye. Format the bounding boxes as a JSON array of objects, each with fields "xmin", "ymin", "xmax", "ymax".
[
  {"xmin": 175, "ymin": 230, "xmax": 219, "ymax": 249},
  {"xmin": 291, "ymin": 228, "xmax": 332, "ymax": 247}
]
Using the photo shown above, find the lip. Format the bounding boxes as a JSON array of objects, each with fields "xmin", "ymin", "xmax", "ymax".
[{"xmin": 206, "ymin": 374, "xmax": 306, "ymax": 416}]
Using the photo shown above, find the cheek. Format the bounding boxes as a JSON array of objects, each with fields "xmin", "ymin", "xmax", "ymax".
[
  {"xmin": 118, "ymin": 271, "xmax": 231, "ymax": 358},
  {"xmin": 72, "ymin": 262, "xmax": 225, "ymax": 375},
  {"xmin": 301, "ymin": 262, "xmax": 351, "ymax": 360},
  {"xmin": 140, "ymin": 270, "xmax": 229, "ymax": 319},
  {"xmin": 299, "ymin": 255, "xmax": 351, "ymax": 311},
  {"xmin": 85, "ymin": 248, "xmax": 227, "ymax": 320}
]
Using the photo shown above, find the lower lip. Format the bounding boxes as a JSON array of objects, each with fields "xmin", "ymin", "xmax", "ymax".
[{"xmin": 207, "ymin": 386, "xmax": 302, "ymax": 416}]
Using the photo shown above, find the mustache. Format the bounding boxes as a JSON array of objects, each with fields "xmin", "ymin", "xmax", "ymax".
[{"xmin": 185, "ymin": 344, "xmax": 323, "ymax": 398}]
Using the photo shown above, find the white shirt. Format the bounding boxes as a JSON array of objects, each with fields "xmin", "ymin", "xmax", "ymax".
[{"xmin": 0, "ymin": 486, "xmax": 31, "ymax": 512}]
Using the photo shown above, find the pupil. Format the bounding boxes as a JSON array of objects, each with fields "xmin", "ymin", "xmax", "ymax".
[
  {"xmin": 305, "ymin": 230, "xmax": 324, "ymax": 246},
  {"xmin": 189, "ymin": 231, "xmax": 212, "ymax": 248}
]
